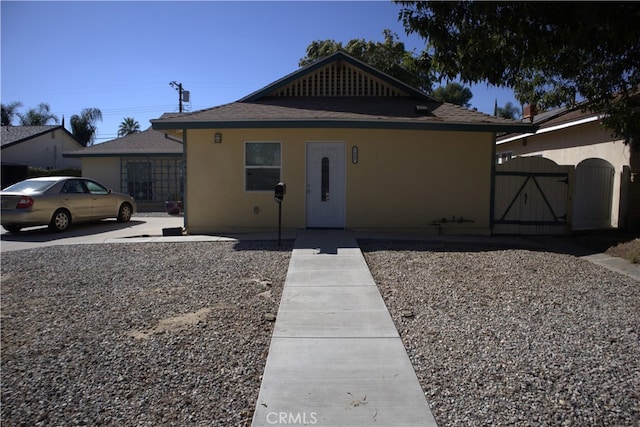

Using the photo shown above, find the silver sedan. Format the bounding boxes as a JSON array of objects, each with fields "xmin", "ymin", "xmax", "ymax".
[{"xmin": 1, "ymin": 176, "xmax": 136, "ymax": 233}]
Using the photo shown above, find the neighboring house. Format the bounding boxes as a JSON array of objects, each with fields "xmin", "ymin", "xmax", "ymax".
[
  {"xmin": 64, "ymin": 128, "xmax": 184, "ymax": 211},
  {"xmin": 1, "ymin": 125, "xmax": 83, "ymax": 170},
  {"xmin": 151, "ymin": 52, "xmax": 534, "ymax": 234},
  {"xmin": 496, "ymin": 105, "xmax": 640, "ymax": 231}
]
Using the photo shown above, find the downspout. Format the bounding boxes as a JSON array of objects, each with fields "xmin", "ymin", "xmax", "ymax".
[
  {"xmin": 489, "ymin": 132, "xmax": 497, "ymax": 235},
  {"xmin": 182, "ymin": 128, "xmax": 188, "ymax": 231}
]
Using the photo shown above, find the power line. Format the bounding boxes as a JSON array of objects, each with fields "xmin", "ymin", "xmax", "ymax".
[
  {"xmin": 169, "ymin": 81, "xmax": 190, "ymax": 113},
  {"xmin": 53, "ymin": 104, "xmax": 176, "ymax": 118}
]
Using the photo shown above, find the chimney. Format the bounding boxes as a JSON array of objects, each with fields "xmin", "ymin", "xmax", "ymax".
[{"xmin": 523, "ymin": 104, "xmax": 538, "ymax": 122}]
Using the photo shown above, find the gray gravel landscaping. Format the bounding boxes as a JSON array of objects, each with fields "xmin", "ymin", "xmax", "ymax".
[
  {"xmin": 361, "ymin": 241, "xmax": 640, "ymax": 426},
  {"xmin": 1, "ymin": 241, "xmax": 292, "ymax": 426},
  {"xmin": 3, "ymin": 238, "xmax": 639, "ymax": 426}
]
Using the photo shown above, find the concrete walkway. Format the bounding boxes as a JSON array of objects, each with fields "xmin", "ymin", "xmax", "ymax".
[{"xmin": 252, "ymin": 230, "xmax": 437, "ymax": 427}]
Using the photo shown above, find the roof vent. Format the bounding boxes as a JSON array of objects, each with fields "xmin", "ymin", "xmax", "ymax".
[{"xmin": 415, "ymin": 105, "xmax": 430, "ymax": 114}]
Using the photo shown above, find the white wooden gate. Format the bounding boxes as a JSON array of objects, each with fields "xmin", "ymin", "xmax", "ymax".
[
  {"xmin": 493, "ymin": 157, "xmax": 572, "ymax": 235},
  {"xmin": 573, "ymin": 158, "xmax": 615, "ymax": 230}
]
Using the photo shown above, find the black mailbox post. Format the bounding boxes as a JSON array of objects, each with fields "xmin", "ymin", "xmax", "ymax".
[
  {"xmin": 274, "ymin": 182, "xmax": 286, "ymax": 244},
  {"xmin": 274, "ymin": 182, "xmax": 286, "ymax": 202}
]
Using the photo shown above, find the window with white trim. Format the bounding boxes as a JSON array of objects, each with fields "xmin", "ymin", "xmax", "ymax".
[{"xmin": 245, "ymin": 142, "xmax": 281, "ymax": 191}]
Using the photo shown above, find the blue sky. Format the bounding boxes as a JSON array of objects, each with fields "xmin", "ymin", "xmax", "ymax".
[{"xmin": 2, "ymin": 1, "xmax": 518, "ymax": 143}]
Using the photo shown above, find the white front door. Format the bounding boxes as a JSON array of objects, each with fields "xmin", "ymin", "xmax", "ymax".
[{"xmin": 306, "ymin": 142, "xmax": 345, "ymax": 228}]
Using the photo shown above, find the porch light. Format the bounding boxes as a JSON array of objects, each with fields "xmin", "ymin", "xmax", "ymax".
[{"xmin": 214, "ymin": 132, "xmax": 222, "ymax": 143}]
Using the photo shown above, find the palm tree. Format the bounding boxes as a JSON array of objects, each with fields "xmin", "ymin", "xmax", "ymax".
[
  {"xmin": 70, "ymin": 108, "xmax": 103, "ymax": 147},
  {"xmin": 118, "ymin": 117, "xmax": 141, "ymax": 137},
  {"xmin": 1, "ymin": 101, "xmax": 23, "ymax": 126},
  {"xmin": 17, "ymin": 103, "xmax": 59, "ymax": 126}
]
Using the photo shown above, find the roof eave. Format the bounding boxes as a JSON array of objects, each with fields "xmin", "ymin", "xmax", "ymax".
[
  {"xmin": 497, "ymin": 114, "xmax": 601, "ymax": 144},
  {"xmin": 151, "ymin": 119, "xmax": 538, "ymax": 133},
  {"xmin": 64, "ymin": 151, "xmax": 183, "ymax": 158}
]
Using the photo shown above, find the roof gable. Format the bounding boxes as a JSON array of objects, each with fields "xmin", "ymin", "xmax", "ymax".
[
  {"xmin": 1, "ymin": 125, "xmax": 80, "ymax": 148},
  {"xmin": 151, "ymin": 52, "xmax": 537, "ymax": 133},
  {"xmin": 240, "ymin": 52, "xmax": 432, "ymax": 102}
]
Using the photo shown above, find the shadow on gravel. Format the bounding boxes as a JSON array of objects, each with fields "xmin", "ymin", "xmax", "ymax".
[
  {"xmin": 232, "ymin": 240, "xmax": 295, "ymax": 252},
  {"xmin": 0, "ymin": 219, "xmax": 145, "ymax": 243},
  {"xmin": 359, "ymin": 230, "xmax": 640, "ymax": 259}
]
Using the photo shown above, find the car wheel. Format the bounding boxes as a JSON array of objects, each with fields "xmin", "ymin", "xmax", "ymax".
[
  {"xmin": 3, "ymin": 224, "xmax": 22, "ymax": 233},
  {"xmin": 49, "ymin": 209, "xmax": 71, "ymax": 232},
  {"xmin": 117, "ymin": 203, "xmax": 133, "ymax": 223}
]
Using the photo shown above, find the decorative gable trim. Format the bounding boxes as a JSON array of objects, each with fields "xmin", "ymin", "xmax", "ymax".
[
  {"xmin": 240, "ymin": 51, "xmax": 432, "ymax": 102},
  {"xmin": 267, "ymin": 59, "xmax": 410, "ymax": 98}
]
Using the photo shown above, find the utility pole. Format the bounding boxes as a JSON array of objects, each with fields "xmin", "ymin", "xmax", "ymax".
[{"xmin": 169, "ymin": 81, "xmax": 186, "ymax": 113}]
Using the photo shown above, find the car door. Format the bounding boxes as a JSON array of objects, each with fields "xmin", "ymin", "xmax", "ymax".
[
  {"xmin": 61, "ymin": 179, "xmax": 93, "ymax": 220},
  {"xmin": 84, "ymin": 180, "xmax": 116, "ymax": 219}
]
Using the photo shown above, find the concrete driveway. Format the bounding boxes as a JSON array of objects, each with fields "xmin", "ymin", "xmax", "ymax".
[{"xmin": 0, "ymin": 215, "xmax": 184, "ymax": 252}]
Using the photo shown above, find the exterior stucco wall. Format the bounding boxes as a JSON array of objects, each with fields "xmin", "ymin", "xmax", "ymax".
[
  {"xmin": 2, "ymin": 130, "xmax": 82, "ymax": 169},
  {"xmin": 184, "ymin": 128, "xmax": 494, "ymax": 235},
  {"xmin": 81, "ymin": 157, "xmax": 120, "ymax": 191},
  {"xmin": 497, "ymin": 121, "xmax": 631, "ymax": 227}
]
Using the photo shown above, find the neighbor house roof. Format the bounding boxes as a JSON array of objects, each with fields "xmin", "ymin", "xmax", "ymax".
[
  {"xmin": 1, "ymin": 125, "xmax": 81, "ymax": 149},
  {"xmin": 497, "ymin": 104, "xmax": 601, "ymax": 145},
  {"xmin": 152, "ymin": 52, "xmax": 537, "ymax": 134},
  {"xmin": 64, "ymin": 128, "xmax": 183, "ymax": 158}
]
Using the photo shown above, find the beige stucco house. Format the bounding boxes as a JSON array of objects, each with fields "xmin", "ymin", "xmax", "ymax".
[
  {"xmin": 151, "ymin": 52, "xmax": 535, "ymax": 235},
  {"xmin": 496, "ymin": 105, "xmax": 640, "ymax": 231},
  {"xmin": 64, "ymin": 128, "xmax": 184, "ymax": 211},
  {"xmin": 1, "ymin": 125, "xmax": 82, "ymax": 170}
]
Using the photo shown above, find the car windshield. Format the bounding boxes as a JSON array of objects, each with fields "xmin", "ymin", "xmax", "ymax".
[{"xmin": 2, "ymin": 180, "xmax": 57, "ymax": 194}]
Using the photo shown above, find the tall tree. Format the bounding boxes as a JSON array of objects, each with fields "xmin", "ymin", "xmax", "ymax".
[
  {"xmin": 397, "ymin": 1, "xmax": 640, "ymax": 145},
  {"xmin": 118, "ymin": 117, "xmax": 141, "ymax": 137},
  {"xmin": 70, "ymin": 108, "xmax": 103, "ymax": 147},
  {"xmin": 1, "ymin": 101, "xmax": 22, "ymax": 126},
  {"xmin": 16, "ymin": 103, "xmax": 58, "ymax": 126},
  {"xmin": 300, "ymin": 29, "xmax": 433, "ymax": 92},
  {"xmin": 495, "ymin": 102, "xmax": 521, "ymax": 120},
  {"xmin": 431, "ymin": 82, "xmax": 472, "ymax": 107}
]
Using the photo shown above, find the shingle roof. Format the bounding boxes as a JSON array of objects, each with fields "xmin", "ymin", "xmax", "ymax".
[
  {"xmin": 152, "ymin": 52, "xmax": 537, "ymax": 134},
  {"xmin": 156, "ymin": 96, "xmax": 518, "ymax": 125},
  {"xmin": 1, "ymin": 125, "xmax": 72, "ymax": 148},
  {"xmin": 64, "ymin": 128, "xmax": 183, "ymax": 157},
  {"xmin": 528, "ymin": 105, "xmax": 596, "ymax": 128}
]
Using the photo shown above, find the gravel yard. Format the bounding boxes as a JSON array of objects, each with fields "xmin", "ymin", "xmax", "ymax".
[
  {"xmin": 3, "ymin": 237, "xmax": 639, "ymax": 427},
  {"xmin": 1, "ymin": 241, "xmax": 292, "ymax": 426},
  {"xmin": 361, "ymin": 241, "xmax": 640, "ymax": 426}
]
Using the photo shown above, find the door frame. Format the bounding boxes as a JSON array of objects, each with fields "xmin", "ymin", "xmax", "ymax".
[{"xmin": 305, "ymin": 141, "xmax": 346, "ymax": 228}]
